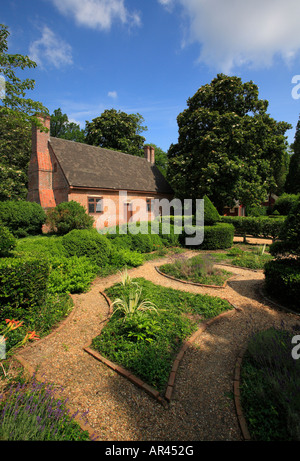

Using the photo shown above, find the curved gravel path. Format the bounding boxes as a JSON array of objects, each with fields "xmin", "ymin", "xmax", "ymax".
[{"xmin": 16, "ymin": 250, "xmax": 300, "ymax": 441}]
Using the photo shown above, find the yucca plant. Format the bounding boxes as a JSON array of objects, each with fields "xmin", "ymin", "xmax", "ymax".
[
  {"xmin": 118, "ymin": 266, "xmax": 137, "ymax": 287},
  {"xmin": 111, "ymin": 286, "xmax": 158, "ymax": 319}
]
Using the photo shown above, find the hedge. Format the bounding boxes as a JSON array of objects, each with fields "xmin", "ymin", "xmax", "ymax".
[
  {"xmin": 220, "ymin": 216, "xmax": 285, "ymax": 240},
  {"xmin": 0, "ymin": 257, "xmax": 50, "ymax": 321},
  {"xmin": 0, "ymin": 226, "xmax": 16, "ymax": 257},
  {"xmin": 0, "ymin": 201, "xmax": 46, "ymax": 237},
  {"xmin": 264, "ymin": 259, "xmax": 300, "ymax": 312},
  {"xmin": 180, "ymin": 223, "xmax": 234, "ymax": 250}
]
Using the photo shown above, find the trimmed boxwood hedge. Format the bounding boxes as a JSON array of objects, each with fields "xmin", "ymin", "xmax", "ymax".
[
  {"xmin": 180, "ymin": 223, "xmax": 234, "ymax": 250},
  {"xmin": 62, "ymin": 228, "xmax": 111, "ymax": 267},
  {"xmin": 0, "ymin": 201, "xmax": 46, "ymax": 238},
  {"xmin": 264, "ymin": 259, "xmax": 300, "ymax": 312},
  {"xmin": 220, "ymin": 216, "xmax": 284, "ymax": 240},
  {"xmin": 0, "ymin": 257, "xmax": 50, "ymax": 321}
]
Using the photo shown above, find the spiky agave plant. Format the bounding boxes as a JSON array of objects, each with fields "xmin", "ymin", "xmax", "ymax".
[{"xmin": 110, "ymin": 286, "xmax": 158, "ymax": 319}]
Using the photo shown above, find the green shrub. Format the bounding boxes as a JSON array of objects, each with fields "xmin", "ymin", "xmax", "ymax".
[
  {"xmin": 0, "ymin": 226, "xmax": 16, "ymax": 257},
  {"xmin": 264, "ymin": 259, "xmax": 300, "ymax": 311},
  {"xmin": 0, "ymin": 201, "xmax": 46, "ymax": 237},
  {"xmin": 48, "ymin": 255, "xmax": 98, "ymax": 294},
  {"xmin": 0, "ymin": 257, "xmax": 50, "ymax": 321},
  {"xmin": 203, "ymin": 195, "xmax": 220, "ymax": 225},
  {"xmin": 220, "ymin": 216, "xmax": 284, "ymax": 240},
  {"xmin": 130, "ymin": 233, "xmax": 153, "ymax": 253},
  {"xmin": 271, "ymin": 193, "xmax": 300, "ymax": 216},
  {"xmin": 246, "ymin": 205, "xmax": 267, "ymax": 217},
  {"xmin": 46, "ymin": 201, "xmax": 94, "ymax": 235},
  {"xmin": 181, "ymin": 223, "xmax": 234, "ymax": 250},
  {"xmin": 109, "ymin": 246, "xmax": 144, "ymax": 268},
  {"xmin": 62, "ymin": 229, "xmax": 111, "ymax": 267}
]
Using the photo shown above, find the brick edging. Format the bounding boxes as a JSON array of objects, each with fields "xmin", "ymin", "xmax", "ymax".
[
  {"xmin": 154, "ymin": 265, "xmax": 237, "ymax": 289},
  {"xmin": 91, "ymin": 291, "xmax": 240, "ymax": 405},
  {"xmin": 233, "ymin": 346, "xmax": 251, "ymax": 441}
]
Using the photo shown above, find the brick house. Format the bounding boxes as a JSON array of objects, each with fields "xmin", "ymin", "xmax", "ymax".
[{"xmin": 27, "ymin": 114, "xmax": 174, "ymax": 229}]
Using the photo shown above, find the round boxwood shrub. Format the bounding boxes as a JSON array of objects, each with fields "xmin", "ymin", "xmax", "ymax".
[
  {"xmin": 264, "ymin": 259, "xmax": 300, "ymax": 312},
  {"xmin": 46, "ymin": 201, "xmax": 94, "ymax": 235},
  {"xmin": 130, "ymin": 233, "xmax": 153, "ymax": 253},
  {"xmin": 62, "ymin": 229, "xmax": 111, "ymax": 267},
  {"xmin": 0, "ymin": 226, "xmax": 16, "ymax": 257},
  {"xmin": 0, "ymin": 201, "xmax": 46, "ymax": 237}
]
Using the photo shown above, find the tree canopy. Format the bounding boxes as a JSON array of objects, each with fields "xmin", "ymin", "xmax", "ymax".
[
  {"xmin": 285, "ymin": 115, "xmax": 300, "ymax": 194},
  {"xmin": 0, "ymin": 23, "xmax": 48, "ymax": 200},
  {"xmin": 85, "ymin": 108, "xmax": 147, "ymax": 156},
  {"xmin": 50, "ymin": 108, "xmax": 85, "ymax": 143},
  {"xmin": 167, "ymin": 74, "xmax": 291, "ymax": 213}
]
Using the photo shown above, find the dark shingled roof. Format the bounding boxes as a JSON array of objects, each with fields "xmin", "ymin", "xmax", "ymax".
[{"xmin": 49, "ymin": 137, "xmax": 173, "ymax": 195}]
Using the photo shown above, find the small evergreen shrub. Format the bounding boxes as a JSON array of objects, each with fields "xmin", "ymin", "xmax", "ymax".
[
  {"xmin": 202, "ymin": 195, "xmax": 220, "ymax": 225},
  {"xmin": 46, "ymin": 201, "xmax": 94, "ymax": 235},
  {"xmin": 271, "ymin": 193, "xmax": 300, "ymax": 216},
  {"xmin": 62, "ymin": 229, "xmax": 111, "ymax": 267},
  {"xmin": 0, "ymin": 226, "xmax": 16, "ymax": 257},
  {"xmin": 0, "ymin": 257, "xmax": 50, "ymax": 321},
  {"xmin": 0, "ymin": 201, "xmax": 46, "ymax": 237},
  {"xmin": 130, "ymin": 233, "xmax": 153, "ymax": 253},
  {"xmin": 109, "ymin": 246, "xmax": 144, "ymax": 268},
  {"xmin": 264, "ymin": 259, "xmax": 300, "ymax": 311},
  {"xmin": 181, "ymin": 223, "xmax": 234, "ymax": 250}
]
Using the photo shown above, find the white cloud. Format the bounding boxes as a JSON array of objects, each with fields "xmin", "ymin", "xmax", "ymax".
[
  {"xmin": 108, "ymin": 91, "xmax": 118, "ymax": 99},
  {"xmin": 161, "ymin": 0, "xmax": 300, "ymax": 72},
  {"xmin": 29, "ymin": 26, "xmax": 73, "ymax": 69},
  {"xmin": 50, "ymin": 0, "xmax": 141, "ymax": 31}
]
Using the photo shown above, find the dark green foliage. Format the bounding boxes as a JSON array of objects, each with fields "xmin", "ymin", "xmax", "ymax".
[
  {"xmin": 0, "ymin": 200, "xmax": 46, "ymax": 237},
  {"xmin": 0, "ymin": 226, "xmax": 16, "ymax": 256},
  {"xmin": 46, "ymin": 201, "xmax": 94, "ymax": 235},
  {"xmin": 264, "ymin": 259, "xmax": 300, "ymax": 311},
  {"xmin": 271, "ymin": 193, "xmax": 300, "ymax": 216},
  {"xmin": 220, "ymin": 216, "xmax": 284, "ymax": 240},
  {"xmin": 62, "ymin": 228, "xmax": 111, "ymax": 267},
  {"xmin": 0, "ymin": 257, "xmax": 50, "ymax": 321},
  {"xmin": 130, "ymin": 233, "xmax": 153, "ymax": 253},
  {"xmin": 181, "ymin": 223, "xmax": 234, "ymax": 250},
  {"xmin": 241, "ymin": 327, "xmax": 300, "ymax": 440},
  {"xmin": 203, "ymin": 195, "xmax": 220, "ymax": 225}
]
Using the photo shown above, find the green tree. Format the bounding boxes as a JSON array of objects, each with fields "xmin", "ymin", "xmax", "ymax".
[
  {"xmin": 167, "ymin": 74, "xmax": 291, "ymax": 213},
  {"xmin": 285, "ymin": 115, "xmax": 300, "ymax": 194},
  {"xmin": 0, "ymin": 23, "xmax": 48, "ymax": 200},
  {"xmin": 0, "ymin": 23, "xmax": 48, "ymax": 125},
  {"xmin": 50, "ymin": 108, "xmax": 85, "ymax": 143},
  {"xmin": 85, "ymin": 108, "xmax": 147, "ymax": 156},
  {"xmin": 0, "ymin": 111, "xmax": 31, "ymax": 200}
]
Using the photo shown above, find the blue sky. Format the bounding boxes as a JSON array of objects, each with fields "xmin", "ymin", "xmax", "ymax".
[{"xmin": 2, "ymin": 0, "xmax": 300, "ymax": 151}]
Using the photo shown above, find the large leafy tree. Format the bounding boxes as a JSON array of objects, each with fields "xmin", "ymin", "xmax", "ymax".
[
  {"xmin": 50, "ymin": 108, "xmax": 85, "ymax": 143},
  {"xmin": 0, "ymin": 23, "xmax": 48, "ymax": 200},
  {"xmin": 167, "ymin": 74, "xmax": 291, "ymax": 213},
  {"xmin": 285, "ymin": 115, "xmax": 300, "ymax": 194},
  {"xmin": 85, "ymin": 108, "xmax": 147, "ymax": 156}
]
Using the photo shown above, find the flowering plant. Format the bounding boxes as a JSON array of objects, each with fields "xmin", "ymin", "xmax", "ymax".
[{"xmin": 0, "ymin": 319, "xmax": 39, "ymax": 377}]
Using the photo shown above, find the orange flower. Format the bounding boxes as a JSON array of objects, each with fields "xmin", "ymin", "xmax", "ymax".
[
  {"xmin": 5, "ymin": 319, "xmax": 24, "ymax": 330},
  {"xmin": 27, "ymin": 331, "xmax": 39, "ymax": 341}
]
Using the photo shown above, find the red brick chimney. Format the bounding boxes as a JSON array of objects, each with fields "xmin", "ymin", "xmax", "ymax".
[
  {"xmin": 144, "ymin": 145, "xmax": 155, "ymax": 164},
  {"xmin": 27, "ymin": 114, "xmax": 56, "ymax": 209}
]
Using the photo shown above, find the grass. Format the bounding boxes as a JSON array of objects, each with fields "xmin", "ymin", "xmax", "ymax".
[
  {"xmin": 240, "ymin": 326, "xmax": 300, "ymax": 441},
  {"xmin": 159, "ymin": 253, "xmax": 233, "ymax": 286},
  {"xmin": 91, "ymin": 277, "xmax": 233, "ymax": 393}
]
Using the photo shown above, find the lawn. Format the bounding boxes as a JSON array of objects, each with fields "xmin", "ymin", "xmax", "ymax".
[{"xmin": 91, "ymin": 276, "xmax": 233, "ymax": 393}]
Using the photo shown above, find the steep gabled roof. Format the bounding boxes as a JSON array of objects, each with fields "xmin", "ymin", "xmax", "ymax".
[{"xmin": 49, "ymin": 137, "xmax": 173, "ymax": 195}]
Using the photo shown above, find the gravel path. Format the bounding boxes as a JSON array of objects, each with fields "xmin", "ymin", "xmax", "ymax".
[{"xmin": 16, "ymin": 249, "xmax": 300, "ymax": 441}]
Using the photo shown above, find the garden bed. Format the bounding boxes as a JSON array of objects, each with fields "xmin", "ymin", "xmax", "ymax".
[
  {"xmin": 239, "ymin": 327, "xmax": 300, "ymax": 441},
  {"xmin": 157, "ymin": 253, "xmax": 234, "ymax": 288},
  {"xmin": 89, "ymin": 276, "xmax": 234, "ymax": 395}
]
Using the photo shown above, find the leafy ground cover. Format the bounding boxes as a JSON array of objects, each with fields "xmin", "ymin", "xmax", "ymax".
[
  {"xmin": 240, "ymin": 327, "xmax": 300, "ymax": 441},
  {"xmin": 212, "ymin": 244, "xmax": 273, "ymax": 270},
  {"xmin": 91, "ymin": 277, "xmax": 233, "ymax": 393},
  {"xmin": 159, "ymin": 253, "xmax": 233, "ymax": 286}
]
